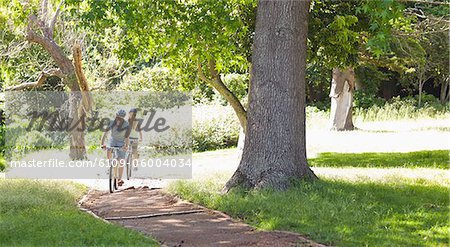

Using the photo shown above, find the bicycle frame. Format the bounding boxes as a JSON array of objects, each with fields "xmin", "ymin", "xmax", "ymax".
[{"xmin": 108, "ymin": 146, "xmax": 123, "ymax": 193}]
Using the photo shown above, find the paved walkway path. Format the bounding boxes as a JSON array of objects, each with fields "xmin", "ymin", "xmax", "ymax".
[{"xmin": 80, "ymin": 187, "xmax": 326, "ymax": 247}]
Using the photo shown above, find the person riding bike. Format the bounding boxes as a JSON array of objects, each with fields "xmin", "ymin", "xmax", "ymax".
[
  {"xmin": 128, "ymin": 108, "xmax": 143, "ymax": 167},
  {"xmin": 100, "ymin": 109, "xmax": 130, "ymax": 187}
]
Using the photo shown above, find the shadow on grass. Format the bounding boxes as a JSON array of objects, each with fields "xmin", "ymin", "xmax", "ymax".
[
  {"xmin": 353, "ymin": 128, "xmax": 396, "ymax": 133},
  {"xmin": 309, "ymin": 150, "xmax": 449, "ymax": 169},
  {"xmin": 172, "ymin": 179, "xmax": 449, "ymax": 247}
]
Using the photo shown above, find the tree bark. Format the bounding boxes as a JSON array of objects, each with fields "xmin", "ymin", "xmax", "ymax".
[
  {"xmin": 5, "ymin": 69, "xmax": 63, "ymax": 91},
  {"xmin": 224, "ymin": 0, "xmax": 317, "ymax": 191},
  {"xmin": 329, "ymin": 68, "xmax": 355, "ymax": 131},
  {"xmin": 68, "ymin": 81, "xmax": 87, "ymax": 160}
]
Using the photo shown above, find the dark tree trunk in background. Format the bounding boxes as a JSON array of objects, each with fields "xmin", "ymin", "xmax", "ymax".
[
  {"xmin": 440, "ymin": 77, "xmax": 449, "ymax": 104},
  {"xmin": 381, "ymin": 81, "xmax": 395, "ymax": 100},
  {"xmin": 224, "ymin": 0, "xmax": 317, "ymax": 191},
  {"xmin": 329, "ymin": 68, "xmax": 355, "ymax": 131}
]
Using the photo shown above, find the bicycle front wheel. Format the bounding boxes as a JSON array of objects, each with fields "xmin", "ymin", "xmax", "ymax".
[{"xmin": 109, "ymin": 164, "xmax": 117, "ymax": 193}]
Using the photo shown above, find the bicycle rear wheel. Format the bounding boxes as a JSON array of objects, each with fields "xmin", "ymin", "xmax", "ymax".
[
  {"xmin": 109, "ymin": 164, "xmax": 116, "ymax": 193},
  {"xmin": 126, "ymin": 153, "xmax": 132, "ymax": 180}
]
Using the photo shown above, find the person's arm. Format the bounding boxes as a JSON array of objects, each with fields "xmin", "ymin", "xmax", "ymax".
[
  {"xmin": 100, "ymin": 130, "xmax": 109, "ymax": 149},
  {"xmin": 136, "ymin": 120, "xmax": 143, "ymax": 142},
  {"xmin": 123, "ymin": 123, "xmax": 131, "ymax": 151},
  {"xmin": 123, "ymin": 137, "xmax": 129, "ymax": 151}
]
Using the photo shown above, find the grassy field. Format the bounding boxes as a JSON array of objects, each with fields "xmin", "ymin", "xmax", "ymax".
[
  {"xmin": 169, "ymin": 148, "xmax": 450, "ymax": 247},
  {"xmin": 309, "ymin": 150, "xmax": 449, "ymax": 169},
  {"xmin": 0, "ymin": 179, "xmax": 158, "ymax": 246},
  {"xmin": 169, "ymin": 177, "xmax": 449, "ymax": 247}
]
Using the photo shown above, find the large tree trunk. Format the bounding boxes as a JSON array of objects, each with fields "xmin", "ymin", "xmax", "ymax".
[
  {"xmin": 68, "ymin": 77, "xmax": 87, "ymax": 160},
  {"xmin": 224, "ymin": 0, "xmax": 317, "ymax": 191},
  {"xmin": 329, "ymin": 68, "xmax": 355, "ymax": 131}
]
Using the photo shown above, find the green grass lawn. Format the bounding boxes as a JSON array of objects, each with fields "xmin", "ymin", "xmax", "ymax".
[
  {"xmin": 0, "ymin": 179, "xmax": 158, "ymax": 246},
  {"xmin": 168, "ymin": 177, "xmax": 449, "ymax": 247},
  {"xmin": 171, "ymin": 148, "xmax": 449, "ymax": 246},
  {"xmin": 309, "ymin": 150, "xmax": 449, "ymax": 169}
]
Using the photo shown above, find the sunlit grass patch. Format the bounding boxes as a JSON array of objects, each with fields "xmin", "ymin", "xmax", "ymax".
[
  {"xmin": 168, "ymin": 177, "xmax": 449, "ymax": 247},
  {"xmin": 312, "ymin": 167, "xmax": 450, "ymax": 187},
  {"xmin": 0, "ymin": 179, "xmax": 158, "ymax": 246},
  {"xmin": 309, "ymin": 150, "xmax": 449, "ymax": 169}
]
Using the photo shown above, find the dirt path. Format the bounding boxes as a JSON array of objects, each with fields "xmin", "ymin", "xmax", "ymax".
[{"xmin": 80, "ymin": 187, "xmax": 326, "ymax": 247}]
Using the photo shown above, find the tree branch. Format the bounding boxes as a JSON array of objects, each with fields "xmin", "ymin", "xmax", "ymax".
[
  {"xmin": 41, "ymin": 0, "xmax": 48, "ymax": 24},
  {"xmin": 26, "ymin": 14, "xmax": 73, "ymax": 73},
  {"xmin": 27, "ymin": 14, "xmax": 41, "ymax": 31},
  {"xmin": 72, "ymin": 40, "xmax": 93, "ymax": 113},
  {"xmin": 197, "ymin": 62, "xmax": 210, "ymax": 83},
  {"xmin": 5, "ymin": 68, "xmax": 63, "ymax": 91},
  {"xmin": 72, "ymin": 41, "xmax": 89, "ymax": 91},
  {"xmin": 26, "ymin": 26, "xmax": 47, "ymax": 46},
  {"xmin": 99, "ymin": 65, "xmax": 134, "ymax": 88},
  {"xmin": 197, "ymin": 61, "xmax": 248, "ymax": 132},
  {"xmin": 48, "ymin": 0, "xmax": 64, "ymax": 38}
]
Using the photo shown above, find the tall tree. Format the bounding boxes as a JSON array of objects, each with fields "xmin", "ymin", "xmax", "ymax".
[
  {"xmin": 309, "ymin": 0, "xmax": 410, "ymax": 130},
  {"xmin": 69, "ymin": 0, "xmax": 256, "ymax": 132},
  {"xmin": 3, "ymin": 0, "xmax": 92, "ymax": 159},
  {"xmin": 224, "ymin": 0, "xmax": 317, "ymax": 191},
  {"xmin": 401, "ymin": 4, "xmax": 450, "ymax": 105}
]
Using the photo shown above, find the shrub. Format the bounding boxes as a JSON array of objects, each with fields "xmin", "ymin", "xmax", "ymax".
[
  {"xmin": 4, "ymin": 120, "xmax": 65, "ymax": 160},
  {"xmin": 354, "ymin": 95, "xmax": 448, "ymax": 121},
  {"xmin": 353, "ymin": 91, "xmax": 385, "ymax": 109},
  {"xmin": 305, "ymin": 106, "xmax": 330, "ymax": 129},
  {"xmin": 118, "ymin": 66, "xmax": 183, "ymax": 92},
  {"xmin": 12, "ymin": 131, "xmax": 53, "ymax": 157},
  {"xmin": 413, "ymin": 93, "xmax": 448, "ymax": 110},
  {"xmin": 192, "ymin": 105, "xmax": 240, "ymax": 152},
  {"xmin": 221, "ymin": 73, "xmax": 249, "ymax": 102}
]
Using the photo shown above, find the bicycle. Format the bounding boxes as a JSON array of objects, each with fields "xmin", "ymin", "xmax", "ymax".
[{"xmin": 125, "ymin": 139, "xmax": 138, "ymax": 180}]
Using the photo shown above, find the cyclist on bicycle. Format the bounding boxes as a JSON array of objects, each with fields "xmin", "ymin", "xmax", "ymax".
[
  {"xmin": 100, "ymin": 109, "xmax": 130, "ymax": 186},
  {"xmin": 128, "ymin": 108, "xmax": 143, "ymax": 167}
]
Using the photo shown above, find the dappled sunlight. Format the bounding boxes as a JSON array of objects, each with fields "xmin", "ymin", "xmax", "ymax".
[
  {"xmin": 309, "ymin": 150, "xmax": 448, "ymax": 169},
  {"xmin": 169, "ymin": 178, "xmax": 449, "ymax": 246},
  {"xmin": 1, "ymin": 0, "xmax": 448, "ymax": 245},
  {"xmin": 354, "ymin": 118, "xmax": 450, "ymax": 132},
  {"xmin": 306, "ymin": 130, "xmax": 449, "ymax": 157},
  {"xmin": 313, "ymin": 167, "xmax": 450, "ymax": 187},
  {"xmin": 81, "ymin": 188, "xmax": 316, "ymax": 246}
]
